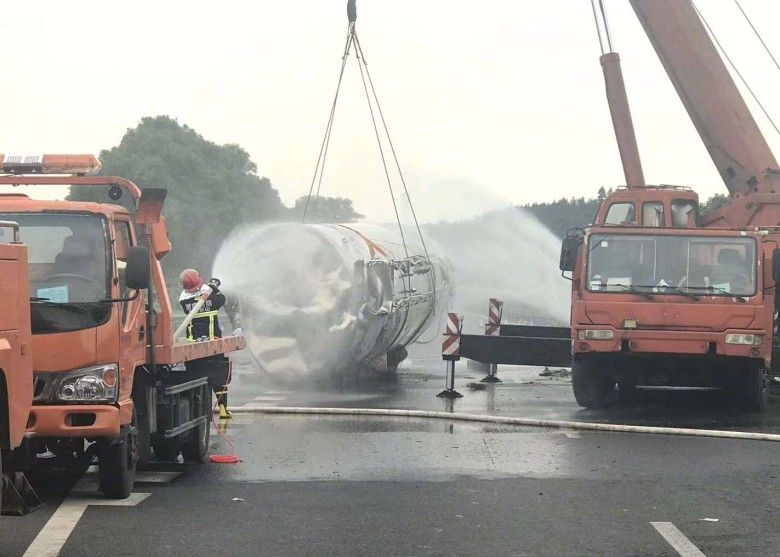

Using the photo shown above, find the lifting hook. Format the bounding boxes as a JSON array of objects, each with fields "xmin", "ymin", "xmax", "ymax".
[{"xmin": 347, "ymin": 0, "xmax": 356, "ymax": 24}]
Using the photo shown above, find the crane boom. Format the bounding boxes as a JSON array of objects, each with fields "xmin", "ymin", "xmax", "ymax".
[{"xmin": 630, "ymin": 0, "xmax": 779, "ymax": 196}]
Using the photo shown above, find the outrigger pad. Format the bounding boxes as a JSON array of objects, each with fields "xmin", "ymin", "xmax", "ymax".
[{"xmin": 1, "ymin": 472, "xmax": 44, "ymax": 516}]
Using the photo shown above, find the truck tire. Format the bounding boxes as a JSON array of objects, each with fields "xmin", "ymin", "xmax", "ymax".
[
  {"xmin": 98, "ymin": 415, "xmax": 138, "ymax": 499},
  {"xmin": 181, "ymin": 419, "xmax": 210, "ymax": 463},
  {"xmin": 742, "ymin": 362, "xmax": 768, "ymax": 412},
  {"xmin": 572, "ymin": 358, "xmax": 613, "ymax": 408},
  {"xmin": 152, "ymin": 441, "xmax": 180, "ymax": 462}
]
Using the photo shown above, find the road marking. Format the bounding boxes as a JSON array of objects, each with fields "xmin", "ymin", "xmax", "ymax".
[
  {"xmin": 651, "ymin": 521, "xmax": 706, "ymax": 557},
  {"xmin": 562, "ymin": 430, "xmax": 582, "ymax": 439},
  {"xmin": 23, "ymin": 478, "xmax": 150, "ymax": 557}
]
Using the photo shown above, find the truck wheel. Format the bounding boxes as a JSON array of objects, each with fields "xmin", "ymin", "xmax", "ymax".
[
  {"xmin": 98, "ymin": 417, "xmax": 138, "ymax": 499},
  {"xmin": 152, "ymin": 441, "xmax": 180, "ymax": 462},
  {"xmin": 742, "ymin": 362, "xmax": 768, "ymax": 412},
  {"xmin": 181, "ymin": 419, "xmax": 210, "ymax": 463},
  {"xmin": 572, "ymin": 358, "xmax": 613, "ymax": 408}
]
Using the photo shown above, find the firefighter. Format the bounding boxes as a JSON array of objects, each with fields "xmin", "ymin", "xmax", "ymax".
[{"xmin": 179, "ymin": 269, "xmax": 232, "ymax": 419}]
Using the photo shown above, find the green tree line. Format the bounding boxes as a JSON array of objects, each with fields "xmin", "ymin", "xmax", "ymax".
[{"xmin": 67, "ymin": 116, "xmax": 362, "ymax": 283}]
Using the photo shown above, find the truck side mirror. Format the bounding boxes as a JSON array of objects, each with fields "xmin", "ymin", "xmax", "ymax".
[
  {"xmin": 125, "ymin": 246, "xmax": 151, "ymax": 290},
  {"xmin": 773, "ymin": 249, "xmax": 780, "ymax": 283},
  {"xmin": 559, "ymin": 236, "xmax": 581, "ymax": 273}
]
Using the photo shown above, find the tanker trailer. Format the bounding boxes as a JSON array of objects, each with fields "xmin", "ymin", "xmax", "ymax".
[{"xmin": 213, "ymin": 223, "xmax": 452, "ymax": 381}]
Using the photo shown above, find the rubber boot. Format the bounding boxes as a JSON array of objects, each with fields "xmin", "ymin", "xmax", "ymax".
[
  {"xmin": 216, "ymin": 389, "xmax": 232, "ymax": 419},
  {"xmin": 219, "ymin": 404, "xmax": 233, "ymax": 419}
]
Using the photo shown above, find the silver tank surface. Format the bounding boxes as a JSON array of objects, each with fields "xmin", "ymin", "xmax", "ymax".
[{"xmin": 213, "ymin": 222, "xmax": 452, "ymax": 380}]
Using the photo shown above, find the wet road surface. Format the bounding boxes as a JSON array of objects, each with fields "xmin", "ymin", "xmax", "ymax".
[
  {"xmin": 2, "ymin": 354, "xmax": 780, "ymax": 556},
  {"xmin": 233, "ymin": 352, "xmax": 780, "ymax": 434}
]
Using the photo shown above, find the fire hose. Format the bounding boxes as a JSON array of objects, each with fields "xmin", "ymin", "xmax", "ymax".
[{"xmin": 231, "ymin": 406, "xmax": 780, "ymax": 442}]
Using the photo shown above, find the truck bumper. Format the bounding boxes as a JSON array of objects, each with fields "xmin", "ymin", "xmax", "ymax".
[
  {"xmin": 573, "ymin": 328, "xmax": 768, "ymax": 360},
  {"xmin": 26, "ymin": 404, "xmax": 121, "ymax": 439}
]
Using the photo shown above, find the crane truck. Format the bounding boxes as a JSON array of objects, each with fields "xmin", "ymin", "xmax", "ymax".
[
  {"xmin": 0, "ymin": 154, "xmax": 245, "ymax": 513},
  {"xmin": 560, "ymin": 0, "xmax": 780, "ymax": 411},
  {"xmin": 0, "ymin": 220, "xmax": 34, "ymax": 514},
  {"xmin": 449, "ymin": 0, "xmax": 780, "ymax": 412}
]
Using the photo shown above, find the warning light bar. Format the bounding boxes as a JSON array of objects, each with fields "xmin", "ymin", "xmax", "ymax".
[{"xmin": 0, "ymin": 154, "xmax": 102, "ymax": 175}]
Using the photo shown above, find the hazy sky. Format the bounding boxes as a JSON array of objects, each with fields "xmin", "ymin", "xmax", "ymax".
[{"xmin": 2, "ymin": 1, "xmax": 780, "ymax": 222}]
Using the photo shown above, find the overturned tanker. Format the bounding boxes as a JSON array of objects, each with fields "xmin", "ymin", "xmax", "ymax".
[{"xmin": 213, "ymin": 223, "xmax": 451, "ymax": 380}]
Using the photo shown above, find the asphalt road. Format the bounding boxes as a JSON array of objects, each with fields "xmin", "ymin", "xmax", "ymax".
[{"xmin": 2, "ymin": 355, "xmax": 779, "ymax": 556}]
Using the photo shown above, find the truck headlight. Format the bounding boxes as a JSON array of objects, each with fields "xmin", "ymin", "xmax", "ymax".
[
  {"xmin": 56, "ymin": 364, "xmax": 119, "ymax": 403},
  {"xmin": 725, "ymin": 334, "xmax": 764, "ymax": 346},
  {"xmin": 577, "ymin": 329, "xmax": 614, "ymax": 340}
]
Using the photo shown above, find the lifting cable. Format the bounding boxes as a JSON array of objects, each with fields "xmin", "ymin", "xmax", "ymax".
[
  {"xmin": 734, "ymin": 0, "xmax": 780, "ymax": 74},
  {"xmin": 692, "ymin": 1, "xmax": 780, "ymax": 137},
  {"xmin": 301, "ymin": 0, "xmax": 440, "ymax": 321}
]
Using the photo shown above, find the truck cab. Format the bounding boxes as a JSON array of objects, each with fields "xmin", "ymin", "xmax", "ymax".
[
  {"xmin": 0, "ymin": 196, "xmax": 145, "ymax": 443},
  {"xmin": 0, "ymin": 154, "xmax": 245, "ymax": 503},
  {"xmin": 562, "ymin": 186, "xmax": 776, "ymax": 411}
]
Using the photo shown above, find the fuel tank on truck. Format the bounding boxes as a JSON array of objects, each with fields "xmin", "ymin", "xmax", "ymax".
[{"xmin": 213, "ymin": 222, "xmax": 452, "ymax": 381}]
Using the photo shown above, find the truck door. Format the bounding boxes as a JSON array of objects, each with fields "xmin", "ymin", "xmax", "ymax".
[{"xmin": 114, "ymin": 219, "xmax": 146, "ymax": 377}]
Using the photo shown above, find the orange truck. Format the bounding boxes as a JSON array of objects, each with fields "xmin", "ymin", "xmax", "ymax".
[
  {"xmin": 448, "ymin": 0, "xmax": 780, "ymax": 412},
  {"xmin": 0, "ymin": 155, "xmax": 245, "ymax": 511},
  {"xmin": 558, "ymin": 0, "xmax": 780, "ymax": 411},
  {"xmin": 560, "ymin": 188, "xmax": 778, "ymax": 411},
  {"xmin": 0, "ymin": 220, "xmax": 33, "ymax": 513}
]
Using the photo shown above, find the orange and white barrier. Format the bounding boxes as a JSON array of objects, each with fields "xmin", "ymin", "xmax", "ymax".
[
  {"xmin": 485, "ymin": 298, "xmax": 503, "ymax": 336},
  {"xmin": 442, "ymin": 312, "xmax": 463, "ymax": 360}
]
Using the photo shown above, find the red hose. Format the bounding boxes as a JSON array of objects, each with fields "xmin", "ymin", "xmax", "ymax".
[{"xmin": 208, "ymin": 399, "xmax": 240, "ymax": 464}]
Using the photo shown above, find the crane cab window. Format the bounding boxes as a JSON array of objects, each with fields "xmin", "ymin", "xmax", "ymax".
[
  {"xmin": 642, "ymin": 202, "xmax": 664, "ymax": 227},
  {"xmin": 671, "ymin": 200, "xmax": 699, "ymax": 227},
  {"xmin": 604, "ymin": 203, "xmax": 636, "ymax": 225}
]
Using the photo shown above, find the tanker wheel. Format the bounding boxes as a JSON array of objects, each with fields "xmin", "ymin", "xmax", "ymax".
[
  {"xmin": 98, "ymin": 411, "xmax": 138, "ymax": 499},
  {"xmin": 181, "ymin": 419, "xmax": 211, "ymax": 463},
  {"xmin": 741, "ymin": 362, "xmax": 768, "ymax": 413},
  {"xmin": 572, "ymin": 357, "xmax": 613, "ymax": 408}
]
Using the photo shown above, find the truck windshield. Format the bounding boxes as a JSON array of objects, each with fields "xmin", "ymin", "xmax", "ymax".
[
  {"xmin": 587, "ymin": 233, "xmax": 756, "ymax": 297},
  {"xmin": 0, "ymin": 212, "xmax": 111, "ymax": 333}
]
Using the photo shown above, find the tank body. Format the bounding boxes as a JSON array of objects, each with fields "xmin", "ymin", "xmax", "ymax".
[{"xmin": 214, "ymin": 222, "xmax": 451, "ymax": 380}]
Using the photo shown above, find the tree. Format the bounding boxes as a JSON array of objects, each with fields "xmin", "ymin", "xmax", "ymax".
[
  {"xmin": 521, "ymin": 195, "xmax": 601, "ymax": 238},
  {"xmin": 291, "ymin": 195, "xmax": 364, "ymax": 223},
  {"xmin": 67, "ymin": 115, "xmax": 285, "ymax": 280},
  {"xmin": 699, "ymin": 193, "xmax": 730, "ymax": 217}
]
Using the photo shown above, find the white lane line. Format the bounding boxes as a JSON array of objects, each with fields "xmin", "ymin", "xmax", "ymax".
[
  {"xmin": 252, "ymin": 395, "xmax": 286, "ymax": 402},
  {"xmin": 562, "ymin": 430, "xmax": 582, "ymax": 439},
  {"xmin": 84, "ymin": 467, "xmax": 181, "ymax": 483},
  {"xmin": 651, "ymin": 522, "xmax": 706, "ymax": 557},
  {"xmin": 23, "ymin": 479, "xmax": 150, "ymax": 557}
]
